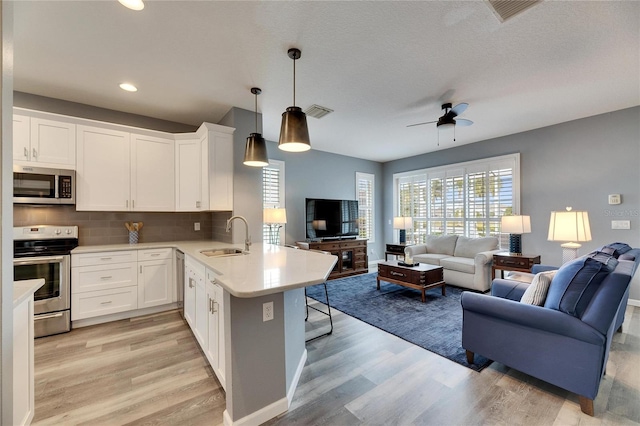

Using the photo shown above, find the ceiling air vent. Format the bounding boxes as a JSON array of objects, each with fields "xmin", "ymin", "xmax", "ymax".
[
  {"xmin": 485, "ymin": 0, "xmax": 542, "ymax": 22},
  {"xmin": 304, "ymin": 104, "xmax": 334, "ymax": 119}
]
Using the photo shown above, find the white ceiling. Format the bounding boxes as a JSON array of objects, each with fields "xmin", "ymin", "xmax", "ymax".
[{"xmin": 12, "ymin": 1, "xmax": 640, "ymax": 162}]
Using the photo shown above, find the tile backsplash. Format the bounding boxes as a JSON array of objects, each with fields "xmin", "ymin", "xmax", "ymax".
[{"xmin": 14, "ymin": 205, "xmax": 233, "ymax": 246}]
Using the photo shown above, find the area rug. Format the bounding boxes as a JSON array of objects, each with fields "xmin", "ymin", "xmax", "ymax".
[{"xmin": 306, "ymin": 273, "xmax": 492, "ymax": 372}]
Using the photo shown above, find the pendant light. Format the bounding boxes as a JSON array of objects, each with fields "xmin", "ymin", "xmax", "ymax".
[
  {"xmin": 278, "ymin": 48, "xmax": 311, "ymax": 152},
  {"xmin": 243, "ymin": 87, "xmax": 269, "ymax": 167}
]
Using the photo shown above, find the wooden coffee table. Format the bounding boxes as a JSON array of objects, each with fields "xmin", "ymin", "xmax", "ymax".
[{"xmin": 377, "ymin": 261, "xmax": 445, "ymax": 303}]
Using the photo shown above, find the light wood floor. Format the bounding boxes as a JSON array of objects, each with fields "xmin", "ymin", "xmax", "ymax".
[{"xmin": 33, "ymin": 302, "xmax": 640, "ymax": 425}]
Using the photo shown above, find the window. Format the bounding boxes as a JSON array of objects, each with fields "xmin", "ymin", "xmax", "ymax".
[
  {"xmin": 394, "ymin": 154, "xmax": 519, "ymax": 246},
  {"xmin": 263, "ymin": 160, "xmax": 285, "ymax": 243},
  {"xmin": 356, "ymin": 172, "xmax": 375, "ymax": 242}
]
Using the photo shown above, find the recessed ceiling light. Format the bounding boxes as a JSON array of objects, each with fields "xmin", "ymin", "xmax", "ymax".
[
  {"xmin": 118, "ymin": 0, "xmax": 144, "ymax": 11},
  {"xmin": 119, "ymin": 83, "xmax": 138, "ymax": 92}
]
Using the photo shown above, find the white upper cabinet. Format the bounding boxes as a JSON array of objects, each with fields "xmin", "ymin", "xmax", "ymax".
[
  {"xmin": 175, "ymin": 123, "xmax": 234, "ymax": 212},
  {"xmin": 131, "ymin": 133, "xmax": 175, "ymax": 211},
  {"xmin": 13, "ymin": 114, "xmax": 76, "ymax": 168},
  {"xmin": 76, "ymin": 125, "xmax": 131, "ymax": 211},
  {"xmin": 175, "ymin": 137, "xmax": 203, "ymax": 211}
]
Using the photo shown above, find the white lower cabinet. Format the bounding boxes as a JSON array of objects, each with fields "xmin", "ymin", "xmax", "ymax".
[
  {"xmin": 138, "ymin": 248, "xmax": 174, "ymax": 309},
  {"xmin": 183, "ymin": 255, "xmax": 226, "ymax": 389},
  {"xmin": 72, "ymin": 248, "xmax": 176, "ymax": 322},
  {"xmin": 206, "ymin": 268, "xmax": 226, "ymax": 388}
]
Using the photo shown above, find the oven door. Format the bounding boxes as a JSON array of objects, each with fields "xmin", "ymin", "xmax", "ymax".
[{"xmin": 14, "ymin": 255, "xmax": 70, "ymax": 314}]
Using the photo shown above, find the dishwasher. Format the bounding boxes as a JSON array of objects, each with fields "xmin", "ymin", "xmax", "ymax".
[{"xmin": 176, "ymin": 250, "xmax": 185, "ymax": 317}]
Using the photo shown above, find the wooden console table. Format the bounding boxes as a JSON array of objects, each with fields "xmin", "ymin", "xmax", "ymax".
[{"xmin": 298, "ymin": 239, "xmax": 368, "ymax": 279}]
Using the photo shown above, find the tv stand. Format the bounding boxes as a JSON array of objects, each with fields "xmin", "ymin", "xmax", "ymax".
[{"xmin": 297, "ymin": 239, "xmax": 368, "ymax": 280}]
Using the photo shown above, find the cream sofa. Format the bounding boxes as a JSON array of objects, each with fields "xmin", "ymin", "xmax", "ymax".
[{"xmin": 404, "ymin": 235, "xmax": 501, "ymax": 292}]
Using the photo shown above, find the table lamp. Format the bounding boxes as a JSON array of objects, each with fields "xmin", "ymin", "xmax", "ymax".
[
  {"xmin": 264, "ymin": 208, "xmax": 287, "ymax": 245},
  {"xmin": 393, "ymin": 217, "xmax": 413, "ymax": 244},
  {"xmin": 548, "ymin": 207, "xmax": 591, "ymax": 264},
  {"xmin": 500, "ymin": 215, "xmax": 531, "ymax": 255}
]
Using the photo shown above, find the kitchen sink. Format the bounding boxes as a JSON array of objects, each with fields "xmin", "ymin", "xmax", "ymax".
[{"xmin": 200, "ymin": 248, "xmax": 246, "ymax": 257}]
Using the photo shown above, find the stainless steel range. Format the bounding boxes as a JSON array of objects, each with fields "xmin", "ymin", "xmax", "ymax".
[{"xmin": 14, "ymin": 225, "xmax": 78, "ymax": 338}]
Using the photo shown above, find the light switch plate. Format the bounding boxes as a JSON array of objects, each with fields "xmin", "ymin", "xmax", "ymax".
[
  {"xmin": 611, "ymin": 220, "xmax": 630, "ymax": 230},
  {"xmin": 608, "ymin": 194, "xmax": 621, "ymax": 205}
]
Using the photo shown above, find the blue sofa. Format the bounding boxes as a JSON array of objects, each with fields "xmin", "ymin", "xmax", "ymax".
[{"xmin": 461, "ymin": 244, "xmax": 640, "ymax": 416}]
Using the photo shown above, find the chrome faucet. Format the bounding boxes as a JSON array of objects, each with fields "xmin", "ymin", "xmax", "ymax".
[{"xmin": 226, "ymin": 215, "xmax": 251, "ymax": 252}]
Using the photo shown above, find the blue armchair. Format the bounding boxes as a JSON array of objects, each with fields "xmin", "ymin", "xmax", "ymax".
[{"xmin": 461, "ymin": 248, "xmax": 639, "ymax": 416}]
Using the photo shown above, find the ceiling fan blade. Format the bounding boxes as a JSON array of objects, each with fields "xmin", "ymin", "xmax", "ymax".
[
  {"xmin": 406, "ymin": 120, "xmax": 437, "ymax": 128},
  {"xmin": 455, "ymin": 118, "xmax": 473, "ymax": 127},
  {"xmin": 450, "ymin": 102, "xmax": 469, "ymax": 117}
]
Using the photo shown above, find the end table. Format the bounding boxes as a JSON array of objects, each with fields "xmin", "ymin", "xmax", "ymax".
[
  {"xmin": 385, "ymin": 243, "xmax": 413, "ymax": 261},
  {"xmin": 492, "ymin": 252, "xmax": 541, "ymax": 279}
]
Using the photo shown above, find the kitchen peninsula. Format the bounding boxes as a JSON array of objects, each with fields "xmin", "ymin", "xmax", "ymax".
[{"xmin": 71, "ymin": 241, "xmax": 337, "ymax": 426}]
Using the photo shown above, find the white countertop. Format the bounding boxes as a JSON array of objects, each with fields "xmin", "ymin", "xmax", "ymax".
[
  {"xmin": 14, "ymin": 279, "xmax": 45, "ymax": 308},
  {"xmin": 72, "ymin": 241, "xmax": 338, "ymax": 298}
]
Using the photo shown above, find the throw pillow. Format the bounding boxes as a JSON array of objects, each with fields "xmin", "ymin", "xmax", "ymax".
[
  {"xmin": 604, "ymin": 242, "xmax": 632, "ymax": 256},
  {"xmin": 587, "ymin": 251, "xmax": 619, "ymax": 269},
  {"xmin": 543, "ymin": 257, "xmax": 613, "ymax": 318},
  {"xmin": 520, "ymin": 270, "xmax": 557, "ymax": 306}
]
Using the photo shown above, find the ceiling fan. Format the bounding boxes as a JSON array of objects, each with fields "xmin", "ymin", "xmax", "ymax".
[{"xmin": 407, "ymin": 102, "xmax": 474, "ymax": 140}]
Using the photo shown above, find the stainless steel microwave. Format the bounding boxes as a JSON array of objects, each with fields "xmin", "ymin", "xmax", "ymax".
[{"xmin": 13, "ymin": 165, "xmax": 75, "ymax": 205}]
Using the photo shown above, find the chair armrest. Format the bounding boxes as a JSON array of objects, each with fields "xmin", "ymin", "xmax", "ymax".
[
  {"xmin": 532, "ymin": 264, "xmax": 558, "ymax": 274},
  {"xmin": 405, "ymin": 245, "xmax": 426, "ymax": 256},
  {"xmin": 491, "ymin": 278, "xmax": 530, "ymax": 301},
  {"xmin": 461, "ymin": 292, "xmax": 605, "ymax": 345}
]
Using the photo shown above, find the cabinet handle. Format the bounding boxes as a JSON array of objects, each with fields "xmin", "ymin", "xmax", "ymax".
[
  {"xmin": 150, "ymin": 253, "xmax": 160, "ymax": 257},
  {"xmin": 140, "ymin": 265, "xmax": 142, "ymax": 274},
  {"xmin": 212, "ymin": 300, "xmax": 218, "ymax": 313},
  {"xmin": 100, "ymin": 276, "xmax": 112, "ymax": 280},
  {"xmin": 126, "ymin": 200, "xmax": 129, "ymax": 208},
  {"xmin": 390, "ymin": 271, "xmax": 405, "ymax": 277},
  {"xmin": 32, "ymin": 148, "xmax": 37, "ymax": 158},
  {"xmin": 100, "ymin": 301, "xmax": 112, "ymax": 305},
  {"xmin": 24, "ymin": 147, "xmax": 29, "ymax": 159},
  {"xmin": 189, "ymin": 277, "xmax": 194, "ymax": 288},
  {"xmin": 132, "ymin": 200, "xmax": 135, "ymax": 208},
  {"xmin": 100, "ymin": 257, "xmax": 112, "ymax": 261}
]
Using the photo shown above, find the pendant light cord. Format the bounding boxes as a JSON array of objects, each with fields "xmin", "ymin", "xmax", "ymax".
[
  {"xmin": 292, "ymin": 55, "xmax": 296, "ymax": 106},
  {"xmin": 255, "ymin": 92, "xmax": 258, "ymax": 133}
]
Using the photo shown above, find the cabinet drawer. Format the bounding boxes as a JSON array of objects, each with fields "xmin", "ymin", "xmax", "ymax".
[
  {"xmin": 311, "ymin": 242, "xmax": 341, "ymax": 251},
  {"xmin": 138, "ymin": 247, "xmax": 172, "ymax": 261},
  {"xmin": 72, "ymin": 250, "xmax": 137, "ymax": 267},
  {"xmin": 72, "ymin": 262, "xmax": 137, "ymax": 293},
  {"xmin": 71, "ymin": 286, "xmax": 138, "ymax": 320},
  {"xmin": 495, "ymin": 257, "xmax": 531, "ymax": 268}
]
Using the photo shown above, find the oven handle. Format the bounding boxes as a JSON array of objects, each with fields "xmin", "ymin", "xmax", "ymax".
[
  {"xmin": 34, "ymin": 312, "xmax": 65, "ymax": 320},
  {"xmin": 14, "ymin": 255, "xmax": 66, "ymax": 265}
]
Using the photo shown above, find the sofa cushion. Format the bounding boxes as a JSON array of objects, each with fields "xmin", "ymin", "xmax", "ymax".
[
  {"xmin": 440, "ymin": 256, "xmax": 475, "ymax": 274},
  {"xmin": 520, "ymin": 270, "xmax": 557, "ymax": 306},
  {"xmin": 544, "ymin": 257, "xmax": 613, "ymax": 318},
  {"xmin": 413, "ymin": 253, "xmax": 449, "ymax": 266},
  {"xmin": 454, "ymin": 236, "xmax": 499, "ymax": 258},
  {"xmin": 425, "ymin": 235, "xmax": 458, "ymax": 256}
]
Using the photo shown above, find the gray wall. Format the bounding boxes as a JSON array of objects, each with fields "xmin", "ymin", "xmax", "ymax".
[
  {"xmin": 383, "ymin": 106, "xmax": 640, "ymax": 299},
  {"xmin": 222, "ymin": 107, "xmax": 385, "ymax": 261}
]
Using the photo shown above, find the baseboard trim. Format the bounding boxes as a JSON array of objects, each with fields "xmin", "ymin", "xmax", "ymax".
[
  {"xmin": 222, "ymin": 396, "xmax": 289, "ymax": 426},
  {"xmin": 72, "ymin": 303, "xmax": 179, "ymax": 328},
  {"xmin": 628, "ymin": 298, "xmax": 640, "ymax": 307},
  {"xmin": 287, "ymin": 348, "xmax": 307, "ymax": 406}
]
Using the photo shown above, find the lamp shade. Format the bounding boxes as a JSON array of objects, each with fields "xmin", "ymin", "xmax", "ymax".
[
  {"xmin": 263, "ymin": 208, "xmax": 287, "ymax": 224},
  {"xmin": 501, "ymin": 215, "xmax": 531, "ymax": 234},
  {"xmin": 243, "ymin": 133, "xmax": 268, "ymax": 167},
  {"xmin": 548, "ymin": 209, "xmax": 591, "ymax": 243},
  {"xmin": 278, "ymin": 107, "xmax": 311, "ymax": 152},
  {"xmin": 393, "ymin": 217, "xmax": 413, "ymax": 229}
]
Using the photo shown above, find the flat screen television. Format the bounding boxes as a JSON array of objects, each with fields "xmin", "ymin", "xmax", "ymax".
[{"xmin": 305, "ymin": 198, "xmax": 359, "ymax": 240}]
